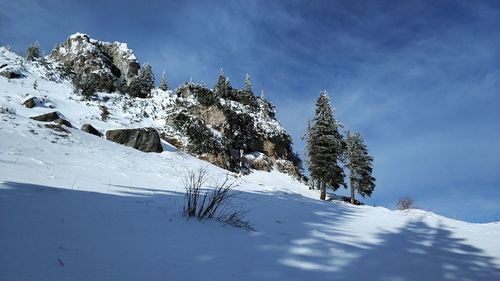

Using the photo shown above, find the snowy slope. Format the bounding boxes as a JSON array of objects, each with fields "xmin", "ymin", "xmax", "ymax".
[{"xmin": 1, "ymin": 48, "xmax": 500, "ymax": 281}]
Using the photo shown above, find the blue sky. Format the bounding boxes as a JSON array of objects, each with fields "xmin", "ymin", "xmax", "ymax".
[{"xmin": 1, "ymin": 0, "xmax": 499, "ymax": 222}]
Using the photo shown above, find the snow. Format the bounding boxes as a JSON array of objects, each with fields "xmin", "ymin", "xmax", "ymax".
[{"xmin": 1, "ymin": 48, "xmax": 500, "ymax": 281}]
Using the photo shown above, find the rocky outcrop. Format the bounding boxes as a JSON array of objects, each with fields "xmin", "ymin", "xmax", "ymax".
[
  {"xmin": 30, "ymin": 112, "xmax": 72, "ymax": 127},
  {"xmin": 23, "ymin": 97, "xmax": 37, "ymax": 108},
  {"xmin": 0, "ymin": 64, "xmax": 24, "ymax": 79},
  {"xmin": 81, "ymin": 124, "xmax": 102, "ymax": 137},
  {"xmin": 106, "ymin": 128, "xmax": 163, "ymax": 153},
  {"xmin": 98, "ymin": 42, "xmax": 140, "ymax": 80},
  {"xmin": 50, "ymin": 33, "xmax": 140, "ymax": 92},
  {"xmin": 168, "ymin": 82, "xmax": 302, "ymax": 176},
  {"xmin": 30, "ymin": 111, "xmax": 60, "ymax": 122}
]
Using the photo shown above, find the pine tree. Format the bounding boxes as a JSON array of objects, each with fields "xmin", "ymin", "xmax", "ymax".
[
  {"xmin": 26, "ymin": 41, "xmax": 41, "ymax": 61},
  {"xmin": 345, "ymin": 130, "xmax": 375, "ymax": 204},
  {"xmin": 307, "ymin": 91, "xmax": 345, "ymax": 200},
  {"xmin": 159, "ymin": 71, "xmax": 169, "ymax": 91},
  {"xmin": 141, "ymin": 63, "xmax": 155, "ymax": 95},
  {"xmin": 128, "ymin": 63, "xmax": 155, "ymax": 98},
  {"xmin": 244, "ymin": 73, "xmax": 252, "ymax": 94},
  {"xmin": 214, "ymin": 69, "xmax": 230, "ymax": 98},
  {"xmin": 74, "ymin": 73, "xmax": 97, "ymax": 100}
]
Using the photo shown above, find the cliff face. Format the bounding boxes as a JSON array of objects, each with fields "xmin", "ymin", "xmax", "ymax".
[{"xmin": 50, "ymin": 33, "xmax": 140, "ymax": 92}]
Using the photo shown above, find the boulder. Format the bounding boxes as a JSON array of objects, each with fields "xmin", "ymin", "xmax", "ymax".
[
  {"xmin": 0, "ymin": 70, "xmax": 22, "ymax": 79},
  {"xmin": 53, "ymin": 118, "xmax": 72, "ymax": 128},
  {"xmin": 0, "ymin": 64, "xmax": 24, "ymax": 79},
  {"xmin": 106, "ymin": 128, "xmax": 163, "ymax": 153},
  {"xmin": 30, "ymin": 111, "xmax": 60, "ymax": 122},
  {"xmin": 23, "ymin": 97, "xmax": 37, "ymax": 108},
  {"xmin": 81, "ymin": 123, "xmax": 102, "ymax": 137}
]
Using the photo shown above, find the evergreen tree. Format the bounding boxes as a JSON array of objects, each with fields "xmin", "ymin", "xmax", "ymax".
[
  {"xmin": 244, "ymin": 73, "xmax": 252, "ymax": 94},
  {"xmin": 307, "ymin": 91, "xmax": 345, "ymax": 200},
  {"xmin": 345, "ymin": 130, "xmax": 375, "ymax": 204},
  {"xmin": 26, "ymin": 41, "xmax": 41, "ymax": 61},
  {"xmin": 128, "ymin": 63, "xmax": 155, "ymax": 98},
  {"xmin": 74, "ymin": 73, "xmax": 97, "ymax": 100},
  {"xmin": 159, "ymin": 71, "xmax": 169, "ymax": 91},
  {"xmin": 214, "ymin": 69, "xmax": 230, "ymax": 98},
  {"xmin": 141, "ymin": 63, "xmax": 155, "ymax": 95}
]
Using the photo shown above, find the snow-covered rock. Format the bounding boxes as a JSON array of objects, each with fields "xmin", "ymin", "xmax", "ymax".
[{"xmin": 50, "ymin": 33, "xmax": 140, "ymax": 91}]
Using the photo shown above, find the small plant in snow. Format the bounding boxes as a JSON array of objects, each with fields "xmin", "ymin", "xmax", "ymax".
[
  {"xmin": 99, "ymin": 105, "xmax": 110, "ymax": 121},
  {"xmin": 397, "ymin": 196, "xmax": 414, "ymax": 210},
  {"xmin": 183, "ymin": 167, "xmax": 253, "ymax": 231},
  {"xmin": 33, "ymin": 80, "xmax": 38, "ymax": 90}
]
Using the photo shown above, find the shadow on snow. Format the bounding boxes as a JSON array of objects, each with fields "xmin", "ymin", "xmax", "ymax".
[{"xmin": 0, "ymin": 181, "xmax": 499, "ymax": 281}]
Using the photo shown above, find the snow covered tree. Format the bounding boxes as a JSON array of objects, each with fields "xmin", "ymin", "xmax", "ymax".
[
  {"xmin": 74, "ymin": 73, "xmax": 97, "ymax": 100},
  {"xmin": 214, "ymin": 69, "xmax": 231, "ymax": 98},
  {"xmin": 159, "ymin": 71, "xmax": 169, "ymax": 91},
  {"xmin": 307, "ymin": 91, "xmax": 345, "ymax": 200},
  {"xmin": 244, "ymin": 73, "xmax": 252, "ymax": 94},
  {"xmin": 26, "ymin": 41, "xmax": 40, "ymax": 61},
  {"xmin": 128, "ymin": 63, "xmax": 155, "ymax": 98},
  {"xmin": 345, "ymin": 130, "xmax": 375, "ymax": 204},
  {"xmin": 141, "ymin": 63, "xmax": 155, "ymax": 94}
]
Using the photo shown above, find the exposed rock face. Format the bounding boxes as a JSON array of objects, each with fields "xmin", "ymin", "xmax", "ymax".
[
  {"xmin": 50, "ymin": 33, "xmax": 140, "ymax": 92},
  {"xmin": 81, "ymin": 124, "xmax": 102, "ymax": 137},
  {"xmin": 30, "ymin": 111, "xmax": 60, "ymax": 122},
  {"xmin": 168, "ymin": 83, "xmax": 302, "ymax": 176},
  {"xmin": 106, "ymin": 128, "xmax": 163, "ymax": 153},
  {"xmin": 23, "ymin": 97, "xmax": 37, "ymax": 108}
]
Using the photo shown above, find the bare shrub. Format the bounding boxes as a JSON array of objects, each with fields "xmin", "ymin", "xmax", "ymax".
[
  {"xmin": 397, "ymin": 196, "xmax": 414, "ymax": 210},
  {"xmin": 99, "ymin": 105, "xmax": 110, "ymax": 121},
  {"xmin": 183, "ymin": 167, "xmax": 253, "ymax": 230}
]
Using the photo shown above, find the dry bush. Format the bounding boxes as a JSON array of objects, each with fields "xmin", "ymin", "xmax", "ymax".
[
  {"xmin": 397, "ymin": 196, "xmax": 414, "ymax": 210},
  {"xmin": 183, "ymin": 167, "xmax": 253, "ymax": 230}
]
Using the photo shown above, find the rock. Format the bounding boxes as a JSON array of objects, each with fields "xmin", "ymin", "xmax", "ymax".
[
  {"xmin": 0, "ymin": 70, "xmax": 22, "ymax": 79},
  {"xmin": 243, "ymin": 152, "xmax": 272, "ymax": 172},
  {"xmin": 53, "ymin": 118, "xmax": 72, "ymax": 128},
  {"xmin": 50, "ymin": 33, "xmax": 140, "ymax": 92},
  {"xmin": 276, "ymin": 159, "xmax": 300, "ymax": 178},
  {"xmin": 23, "ymin": 97, "xmax": 37, "ymax": 108},
  {"xmin": 0, "ymin": 64, "xmax": 25, "ymax": 79},
  {"xmin": 81, "ymin": 123, "xmax": 102, "ymax": 137},
  {"xmin": 159, "ymin": 132, "xmax": 183, "ymax": 148},
  {"xmin": 30, "ymin": 111, "xmax": 60, "ymax": 122},
  {"xmin": 106, "ymin": 128, "xmax": 163, "ymax": 153}
]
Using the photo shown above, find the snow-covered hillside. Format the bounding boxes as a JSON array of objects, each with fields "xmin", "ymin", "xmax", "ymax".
[{"xmin": 1, "ymin": 47, "xmax": 500, "ymax": 281}]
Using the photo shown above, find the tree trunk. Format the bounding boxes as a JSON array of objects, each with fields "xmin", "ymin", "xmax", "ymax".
[
  {"xmin": 320, "ymin": 178, "xmax": 326, "ymax": 200},
  {"xmin": 350, "ymin": 176, "xmax": 355, "ymax": 204}
]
